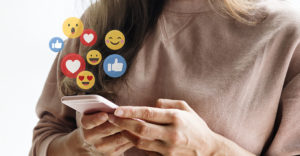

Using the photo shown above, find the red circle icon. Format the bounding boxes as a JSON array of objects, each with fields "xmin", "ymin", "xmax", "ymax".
[
  {"xmin": 80, "ymin": 29, "xmax": 97, "ymax": 46},
  {"xmin": 61, "ymin": 53, "xmax": 86, "ymax": 78}
]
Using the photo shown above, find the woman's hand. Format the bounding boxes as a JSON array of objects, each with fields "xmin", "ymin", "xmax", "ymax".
[
  {"xmin": 78, "ymin": 112, "xmax": 134, "ymax": 156},
  {"xmin": 107, "ymin": 99, "xmax": 216, "ymax": 155},
  {"xmin": 108, "ymin": 99, "xmax": 255, "ymax": 156}
]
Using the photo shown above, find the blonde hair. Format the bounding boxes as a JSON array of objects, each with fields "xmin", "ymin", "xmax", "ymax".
[{"xmin": 209, "ymin": 0, "xmax": 265, "ymax": 25}]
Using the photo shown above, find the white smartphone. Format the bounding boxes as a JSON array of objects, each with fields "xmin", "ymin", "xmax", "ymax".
[{"xmin": 61, "ymin": 95, "xmax": 118, "ymax": 114}]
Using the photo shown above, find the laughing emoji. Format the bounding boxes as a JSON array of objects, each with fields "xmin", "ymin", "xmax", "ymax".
[
  {"xmin": 86, "ymin": 50, "xmax": 102, "ymax": 65},
  {"xmin": 105, "ymin": 30, "xmax": 125, "ymax": 50},
  {"xmin": 76, "ymin": 71, "xmax": 95, "ymax": 90},
  {"xmin": 63, "ymin": 17, "xmax": 84, "ymax": 38}
]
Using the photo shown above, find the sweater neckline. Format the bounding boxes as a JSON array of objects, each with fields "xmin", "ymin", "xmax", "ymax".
[{"xmin": 164, "ymin": 0, "xmax": 212, "ymax": 14}]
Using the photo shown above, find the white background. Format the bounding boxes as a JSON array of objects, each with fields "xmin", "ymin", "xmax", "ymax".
[
  {"xmin": 0, "ymin": 0, "xmax": 300, "ymax": 156},
  {"xmin": 0, "ymin": 0, "xmax": 91, "ymax": 155}
]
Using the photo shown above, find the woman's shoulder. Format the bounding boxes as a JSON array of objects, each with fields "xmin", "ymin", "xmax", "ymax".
[{"xmin": 260, "ymin": 0, "xmax": 300, "ymax": 35}]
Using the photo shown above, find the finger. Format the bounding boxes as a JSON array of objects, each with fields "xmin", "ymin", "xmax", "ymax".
[
  {"xmin": 156, "ymin": 99, "xmax": 194, "ymax": 113},
  {"xmin": 81, "ymin": 112, "xmax": 108, "ymax": 129},
  {"xmin": 120, "ymin": 130, "xmax": 139, "ymax": 143},
  {"xmin": 108, "ymin": 114, "xmax": 168, "ymax": 141},
  {"xmin": 94, "ymin": 132, "xmax": 132, "ymax": 153},
  {"xmin": 114, "ymin": 106, "xmax": 176, "ymax": 124},
  {"xmin": 113, "ymin": 142, "xmax": 134, "ymax": 156},
  {"xmin": 136, "ymin": 139, "xmax": 193, "ymax": 156},
  {"xmin": 135, "ymin": 139, "xmax": 166, "ymax": 155},
  {"xmin": 84, "ymin": 122, "xmax": 122, "ymax": 143}
]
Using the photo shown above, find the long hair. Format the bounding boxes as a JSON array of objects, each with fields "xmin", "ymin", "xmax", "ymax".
[
  {"xmin": 60, "ymin": 0, "xmax": 265, "ymax": 100},
  {"xmin": 209, "ymin": 0, "xmax": 265, "ymax": 25}
]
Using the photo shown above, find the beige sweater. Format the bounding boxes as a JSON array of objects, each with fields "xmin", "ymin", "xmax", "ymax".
[{"xmin": 30, "ymin": 0, "xmax": 300, "ymax": 155}]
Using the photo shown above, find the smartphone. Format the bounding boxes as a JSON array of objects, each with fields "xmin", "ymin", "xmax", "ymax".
[{"xmin": 61, "ymin": 95, "xmax": 118, "ymax": 114}]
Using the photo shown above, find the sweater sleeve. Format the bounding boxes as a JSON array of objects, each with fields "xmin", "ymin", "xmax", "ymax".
[
  {"xmin": 266, "ymin": 43, "xmax": 300, "ymax": 155},
  {"xmin": 29, "ymin": 38, "xmax": 80, "ymax": 156},
  {"xmin": 28, "ymin": 5, "xmax": 96, "ymax": 154}
]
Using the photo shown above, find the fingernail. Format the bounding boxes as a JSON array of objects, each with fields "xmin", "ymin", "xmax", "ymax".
[
  {"xmin": 158, "ymin": 98, "xmax": 165, "ymax": 102},
  {"xmin": 114, "ymin": 109, "xmax": 124, "ymax": 117}
]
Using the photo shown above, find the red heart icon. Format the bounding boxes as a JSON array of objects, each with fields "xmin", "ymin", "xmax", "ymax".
[
  {"xmin": 87, "ymin": 76, "xmax": 93, "ymax": 81},
  {"xmin": 60, "ymin": 53, "xmax": 86, "ymax": 78},
  {"xmin": 79, "ymin": 76, "xmax": 84, "ymax": 81},
  {"xmin": 80, "ymin": 29, "xmax": 97, "ymax": 47}
]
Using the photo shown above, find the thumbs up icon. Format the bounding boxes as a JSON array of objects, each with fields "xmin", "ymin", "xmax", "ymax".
[
  {"xmin": 52, "ymin": 40, "xmax": 63, "ymax": 49},
  {"xmin": 108, "ymin": 58, "xmax": 123, "ymax": 72},
  {"xmin": 103, "ymin": 54, "xmax": 127, "ymax": 78},
  {"xmin": 49, "ymin": 37, "xmax": 64, "ymax": 52}
]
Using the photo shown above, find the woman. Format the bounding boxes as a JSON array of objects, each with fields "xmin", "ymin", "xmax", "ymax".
[{"xmin": 30, "ymin": 0, "xmax": 300, "ymax": 155}]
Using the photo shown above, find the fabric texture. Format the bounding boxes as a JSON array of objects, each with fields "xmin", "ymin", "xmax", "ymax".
[{"xmin": 30, "ymin": 0, "xmax": 300, "ymax": 155}]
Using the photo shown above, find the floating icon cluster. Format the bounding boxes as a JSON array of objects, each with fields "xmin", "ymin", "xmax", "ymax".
[{"xmin": 49, "ymin": 17, "xmax": 127, "ymax": 90}]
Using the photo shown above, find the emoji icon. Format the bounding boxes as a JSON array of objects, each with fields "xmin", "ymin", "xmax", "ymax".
[
  {"xmin": 105, "ymin": 30, "xmax": 125, "ymax": 50},
  {"xmin": 80, "ymin": 29, "xmax": 97, "ymax": 46},
  {"xmin": 76, "ymin": 71, "xmax": 95, "ymax": 90},
  {"xmin": 103, "ymin": 54, "xmax": 127, "ymax": 78},
  {"xmin": 49, "ymin": 37, "xmax": 64, "ymax": 52},
  {"xmin": 63, "ymin": 17, "xmax": 84, "ymax": 38},
  {"xmin": 61, "ymin": 53, "xmax": 86, "ymax": 78},
  {"xmin": 86, "ymin": 50, "xmax": 102, "ymax": 65}
]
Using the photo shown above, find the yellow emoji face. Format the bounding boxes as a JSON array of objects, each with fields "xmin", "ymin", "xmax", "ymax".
[
  {"xmin": 105, "ymin": 30, "xmax": 125, "ymax": 50},
  {"xmin": 86, "ymin": 50, "xmax": 102, "ymax": 65},
  {"xmin": 63, "ymin": 17, "xmax": 84, "ymax": 38},
  {"xmin": 76, "ymin": 71, "xmax": 95, "ymax": 90}
]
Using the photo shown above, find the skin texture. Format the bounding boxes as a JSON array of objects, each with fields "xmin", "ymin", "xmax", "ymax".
[
  {"xmin": 108, "ymin": 99, "xmax": 256, "ymax": 156},
  {"xmin": 48, "ymin": 112, "xmax": 134, "ymax": 156},
  {"xmin": 48, "ymin": 99, "xmax": 255, "ymax": 156},
  {"xmin": 79, "ymin": 112, "xmax": 134, "ymax": 155}
]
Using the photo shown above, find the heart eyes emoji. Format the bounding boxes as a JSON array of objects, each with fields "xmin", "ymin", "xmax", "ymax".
[{"xmin": 76, "ymin": 71, "xmax": 95, "ymax": 90}]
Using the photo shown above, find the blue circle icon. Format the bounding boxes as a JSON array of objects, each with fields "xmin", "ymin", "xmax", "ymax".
[
  {"xmin": 103, "ymin": 54, "xmax": 127, "ymax": 78},
  {"xmin": 49, "ymin": 37, "xmax": 64, "ymax": 52}
]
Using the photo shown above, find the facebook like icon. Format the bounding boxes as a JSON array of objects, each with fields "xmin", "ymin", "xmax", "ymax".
[
  {"xmin": 49, "ymin": 37, "xmax": 64, "ymax": 52},
  {"xmin": 103, "ymin": 54, "xmax": 127, "ymax": 78}
]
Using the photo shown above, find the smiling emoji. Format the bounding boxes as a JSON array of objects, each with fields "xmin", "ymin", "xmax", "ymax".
[
  {"xmin": 76, "ymin": 71, "xmax": 95, "ymax": 90},
  {"xmin": 105, "ymin": 30, "xmax": 125, "ymax": 50},
  {"xmin": 86, "ymin": 50, "xmax": 102, "ymax": 65},
  {"xmin": 63, "ymin": 17, "xmax": 84, "ymax": 38}
]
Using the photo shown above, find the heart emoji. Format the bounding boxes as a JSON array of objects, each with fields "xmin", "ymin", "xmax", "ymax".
[
  {"xmin": 61, "ymin": 53, "xmax": 86, "ymax": 78},
  {"xmin": 80, "ymin": 29, "xmax": 97, "ymax": 47},
  {"xmin": 87, "ymin": 75, "xmax": 93, "ymax": 81},
  {"xmin": 66, "ymin": 60, "xmax": 81, "ymax": 73},
  {"xmin": 83, "ymin": 33, "xmax": 94, "ymax": 43}
]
